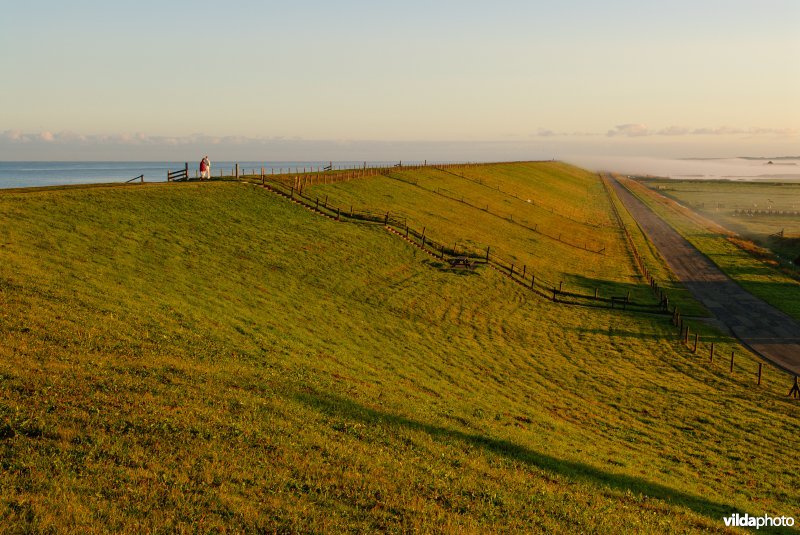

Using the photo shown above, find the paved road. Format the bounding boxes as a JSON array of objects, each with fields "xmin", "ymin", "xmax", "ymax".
[{"xmin": 609, "ymin": 176, "xmax": 800, "ymax": 376}]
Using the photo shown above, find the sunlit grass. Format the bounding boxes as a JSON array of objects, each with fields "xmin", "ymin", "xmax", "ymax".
[
  {"xmin": 0, "ymin": 177, "xmax": 797, "ymax": 532},
  {"xmin": 308, "ymin": 162, "xmax": 656, "ymax": 305}
]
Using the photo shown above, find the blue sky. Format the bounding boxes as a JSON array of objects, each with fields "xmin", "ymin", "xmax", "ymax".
[{"xmin": 1, "ymin": 0, "xmax": 797, "ymax": 160}]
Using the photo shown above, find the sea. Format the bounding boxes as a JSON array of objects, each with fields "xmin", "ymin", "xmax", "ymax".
[
  {"xmin": 1, "ymin": 157, "xmax": 799, "ymax": 189},
  {"xmin": 0, "ymin": 161, "xmax": 412, "ymax": 189}
]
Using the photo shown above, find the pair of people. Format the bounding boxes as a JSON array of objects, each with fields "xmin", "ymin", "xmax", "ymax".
[{"xmin": 199, "ymin": 156, "xmax": 211, "ymax": 180}]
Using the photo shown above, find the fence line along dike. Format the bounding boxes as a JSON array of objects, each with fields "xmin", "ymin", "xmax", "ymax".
[
  {"xmin": 154, "ymin": 161, "xmax": 792, "ymax": 394},
  {"xmin": 254, "ymin": 170, "xmax": 664, "ymax": 316},
  {"xmin": 379, "ymin": 170, "xmax": 607, "ymax": 255},
  {"xmin": 431, "ymin": 164, "xmax": 613, "ymax": 229}
]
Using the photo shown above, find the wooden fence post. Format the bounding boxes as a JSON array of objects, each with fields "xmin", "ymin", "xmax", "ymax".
[
  {"xmin": 757, "ymin": 363, "xmax": 762, "ymax": 385},
  {"xmin": 789, "ymin": 376, "xmax": 800, "ymax": 398},
  {"xmin": 693, "ymin": 333, "xmax": 698, "ymax": 353},
  {"xmin": 710, "ymin": 342, "xmax": 714, "ymax": 363},
  {"xmin": 486, "ymin": 247, "xmax": 490, "ymax": 261},
  {"xmin": 730, "ymin": 351, "xmax": 734, "ymax": 372}
]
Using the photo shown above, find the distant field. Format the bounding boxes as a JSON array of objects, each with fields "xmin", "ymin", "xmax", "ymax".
[
  {"xmin": 639, "ymin": 178, "xmax": 800, "ymax": 266},
  {"xmin": 624, "ymin": 177, "xmax": 800, "ymax": 322},
  {"xmin": 0, "ymin": 170, "xmax": 798, "ymax": 532}
]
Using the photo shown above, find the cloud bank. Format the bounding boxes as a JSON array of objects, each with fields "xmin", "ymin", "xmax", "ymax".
[
  {"xmin": 605, "ymin": 124, "xmax": 797, "ymax": 138},
  {"xmin": 0, "ymin": 124, "xmax": 796, "ymax": 161}
]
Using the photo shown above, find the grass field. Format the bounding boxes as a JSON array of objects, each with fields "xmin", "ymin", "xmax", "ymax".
[
  {"xmin": 1, "ymin": 170, "xmax": 798, "ymax": 532},
  {"xmin": 304, "ymin": 162, "xmax": 660, "ymax": 306},
  {"xmin": 623, "ymin": 177, "xmax": 800, "ymax": 322},
  {"xmin": 639, "ymin": 178, "xmax": 800, "ymax": 267}
]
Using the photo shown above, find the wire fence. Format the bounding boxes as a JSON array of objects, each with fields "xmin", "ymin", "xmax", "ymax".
[
  {"xmin": 431, "ymin": 165, "xmax": 614, "ymax": 229},
  {"xmin": 606, "ymin": 175, "xmax": 793, "ymax": 392},
  {"xmin": 260, "ymin": 174, "xmax": 663, "ymax": 313},
  {"xmin": 234, "ymin": 167, "xmax": 788, "ymax": 393},
  {"xmin": 375, "ymin": 167, "xmax": 608, "ymax": 254}
]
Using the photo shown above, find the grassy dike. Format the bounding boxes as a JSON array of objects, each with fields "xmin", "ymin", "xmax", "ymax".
[
  {"xmin": 0, "ymin": 173, "xmax": 798, "ymax": 532},
  {"xmin": 307, "ymin": 162, "xmax": 645, "ymax": 302}
]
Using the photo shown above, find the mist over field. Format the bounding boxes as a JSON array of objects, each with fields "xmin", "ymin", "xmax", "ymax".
[{"xmin": 566, "ymin": 155, "xmax": 800, "ymax": 180}]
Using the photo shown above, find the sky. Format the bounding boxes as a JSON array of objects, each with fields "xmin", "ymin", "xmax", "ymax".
[{"xmin": 1, "ymin": 0, "xmax": 798, "ymax": 161}]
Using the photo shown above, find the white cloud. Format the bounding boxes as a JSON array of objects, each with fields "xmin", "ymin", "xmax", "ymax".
[
  {"xmin": 692, "ymin": 126, "xmax": 744, "ymax": 136},
  {"xmin": 604, "ymin": 124, "xmax": 798, "ymax": 138},
  {"xmin": 744, "ymin": 127, "xmax": 798, "ymax": 136},
  {"xmin": 607, "ymin": 124, "xmax": 650, "ymax": 137},
  {"xmin": 2, "ymin": 130, "xmax": 26, "ymax": 141},
  {"xmin": 657, "ymin": 126, "xmax": 691, "ymax": 136},
  {"xmin": 2, "ymin": 126, "xmax": 796, "ymax": 148},
  {"xmin": 532, "ymin": 128, "xmax": 558, "ymax": 137}
]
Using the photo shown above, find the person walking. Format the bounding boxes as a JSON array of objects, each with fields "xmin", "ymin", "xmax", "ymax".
[{"xmin": 200, "ymin": 155, "xmax": 211, "ymax": 180}]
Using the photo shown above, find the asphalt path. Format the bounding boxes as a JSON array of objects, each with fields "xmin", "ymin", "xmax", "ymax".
[{"xmin": 609, "ymin": 176, "xmax": 800, "ymax": 376}]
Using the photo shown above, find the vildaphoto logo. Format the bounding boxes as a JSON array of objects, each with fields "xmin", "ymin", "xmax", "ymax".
[{"xmin": 723, "ymin": 513, "xmax": 795, "ymax": 529}]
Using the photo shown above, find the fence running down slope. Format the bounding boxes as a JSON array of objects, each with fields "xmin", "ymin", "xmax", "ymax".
[
  {"xmin": 150, "ymin": 161, "xmax": 793, "ymax": 392},
  {"xmin": 258, "ymin": 171, "xmax": 663, "ymax": 313}
]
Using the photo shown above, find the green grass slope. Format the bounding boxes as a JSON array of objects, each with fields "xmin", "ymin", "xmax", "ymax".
[
  {"xmin": 0, "ymin": 178, "xmax": 798, "ymax": 532},
  {"xmin": 304, "ymin": 162, "xmax": 653, "ymax": 303}
]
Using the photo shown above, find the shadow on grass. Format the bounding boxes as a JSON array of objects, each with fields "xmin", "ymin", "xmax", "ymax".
[
  {"xmin": 423, "ymin": 259, "xmax": 482, "ymax": 276},
  {"xmin": 565, "ymin": 327, "xmax": 671, "ymax": 341},
  {"xmin": 566, "ymin": 274, "xmax": 656, "ymax": 301},
  {"xmin": 294, "ymin": 390, "xmax": 787, "ymax": 530}
]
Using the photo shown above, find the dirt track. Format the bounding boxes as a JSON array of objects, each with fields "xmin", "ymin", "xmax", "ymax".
[{"xmin": 609, "ymin": 176, "xmax": 800, "ymax": 376}]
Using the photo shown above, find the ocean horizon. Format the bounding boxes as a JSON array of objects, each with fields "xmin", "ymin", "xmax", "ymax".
[
  {"xmin": 0, "ymin": 160, "xmax": 420, "ymax": 189},
  {"xmin": 1, "ymin": 157, "xmax": 799, "ymax": 190}
]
